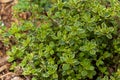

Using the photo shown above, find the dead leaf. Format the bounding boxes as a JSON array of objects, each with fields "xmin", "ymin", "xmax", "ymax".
[
  {"xmin": 0, "ymin": 64, "xmax": 10, "ymax": 72},
  {"xmin": 0, "ymin": 56, "xmax": 9, "ymax": 66},
  {"xmin": 11, "ymin": 76, "xmax": 23, "ymax": 80},
  {"xmin": 18, "ymin": 11, "xmax": 32, "ymax": 20}
]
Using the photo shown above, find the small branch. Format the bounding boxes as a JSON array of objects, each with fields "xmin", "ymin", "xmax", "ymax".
[{"xmin": 0, "ymin": 72, "xmax": 17, "ymax": 79}]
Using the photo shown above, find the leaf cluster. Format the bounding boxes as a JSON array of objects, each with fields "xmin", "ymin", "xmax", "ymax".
[{"xmin": 1, "ymin": 0, "xmax": 120, "ymax": 80}]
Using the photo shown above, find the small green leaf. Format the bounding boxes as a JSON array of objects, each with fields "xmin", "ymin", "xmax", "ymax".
[
  {"xmin": 89, "ymin": 66, "xmax": 95, "ymax": 70},
  {"xmin": 62, "ymin": 64, "xmax": 70, "ymax": 70},
  {"xmin": 81, "ymin": 70, "xmax": 88, "ymax": 76},
  {"xmin": 96, "ymin": 60, "xmax": 104, "ymax": 66},
  {"xmin": 90, "ymin": 50, "xmax": 96, "ymax": 55},
  {"xmin": 8, "ymin": 57, "xmax": 15, "ymax": 62},
  {"xmin": 106, "ymin": 34, "xmax": 112, "ymax": 39},
  {"xmin": 42, "ymin": 72, "xmax": 49, "ymax": 77},
  {"xmin": 32, "ymin": 77, "xmax": 37, "ymax": 80},
  {"xmin": 52, "ymin": 73, "xmax": 58, "ymax": 79}
]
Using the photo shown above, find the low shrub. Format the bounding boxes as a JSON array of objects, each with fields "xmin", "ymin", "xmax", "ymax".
[{"xmin": 1, "ymin": 0, "xmax": 120, "ymax": 80}]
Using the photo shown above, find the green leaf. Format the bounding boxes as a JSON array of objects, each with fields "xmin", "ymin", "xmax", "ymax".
[
  {"xmin": 81, "ymin": 70, "xmax": 88, "ymax": 76},
  {"xmin": 32, "ymin": 77, "xmax": 37, "ymax": 80},
  {"xmin": 90, "ymin": 50, "xmax": 96, "ymax": 55},
  {"xmin": 96, "ymin": 59, "xmax": 104, "ymax": 66},
  {"xmin": 103, "ymin": 52, "xmax": 111, "ymax": 58},
  {"xmin": 8, "ymin": 57, "xmax": 15, "ymax": 62},
  {"xmin": 106, "ymin": 34, "xmax": 112, "ymax": 39},
  {"xmin": 89, "ymin": 66, "xmax": 95, "ymax": 70},
  {"xmin": 52, "ymin": 73, "xmax": 58, "ymax": 79},
  {"xmin": 102, "ymin": 22, "xmax": 107, "ymax": 28},
  {"xmin": 62, "ymin": 64, "xmax": 70, "ymax": 70},
  {"xmin": 42, "ymin": 72, "xmax": 50, "ymax": 78},
  {"xmin": 99, "ymin": 67, "xmax": 107, "ymax": 73}
]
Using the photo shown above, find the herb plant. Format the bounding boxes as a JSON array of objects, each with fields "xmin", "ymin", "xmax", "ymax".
[{"xmin": 1, "ymin": 0, "xmax": 120, "ymax": 80}]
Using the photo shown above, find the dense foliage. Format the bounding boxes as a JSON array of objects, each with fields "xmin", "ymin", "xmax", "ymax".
[{"xmin": 1, "ymin": 0, "xmax": 120, "ymax": 80}]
